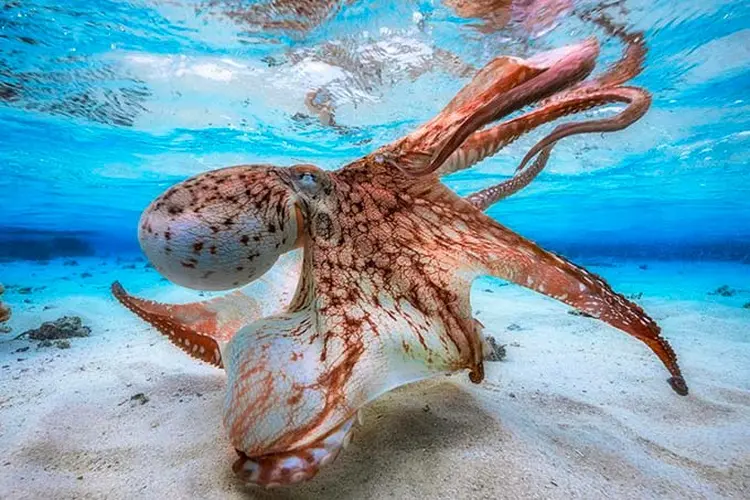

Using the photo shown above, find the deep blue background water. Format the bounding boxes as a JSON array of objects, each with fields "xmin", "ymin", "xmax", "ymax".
[{"xmin": 1, "ymin": 0, "xmax": 748, "ymax": 261}]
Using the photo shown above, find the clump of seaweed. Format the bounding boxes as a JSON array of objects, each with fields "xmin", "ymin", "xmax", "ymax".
[
  {"xmin": 18, "ymin": 316, "xmax": 91, "ymax": 346},
  {"xmin": 0, "ymin": 283, "xmax": 10, "ymax": 324},
  {"xmin": 709, "ymin": 285, "xmax": 737, "ymax": 297},
  {"xmin": 743, "ymin": 302, "xmax": 750, "ymax": 310}
]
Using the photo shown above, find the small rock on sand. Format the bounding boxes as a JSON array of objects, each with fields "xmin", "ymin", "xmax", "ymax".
[
  {"xmin": 568, "ymin": 309, "xmax": 594, "ymax": 318},
  {"xmin": 484, "ymin": 335, "xmax": 507, "ymax": 362},
  {"xmin": 0, "ymin": 283, "xmax": 10, "ymax": 323},
  {"xmin": 22, "ymin": 316, "xmax": 91, "ymax": 341},
  {"xmin": 710, "ymin": 285, "xmax": 737, "ymax": 297},
  {"xmin": 130, "ymin": 393, "xmax": 149, "ymax": 406}
]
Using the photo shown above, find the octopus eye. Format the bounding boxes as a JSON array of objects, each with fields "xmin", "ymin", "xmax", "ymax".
[
  {"xmin": 138, "ymin": 165, "xmax": 302, "ymax": 291},
  {"xmin": 297, "ymin": 171, "xmax": 317, "ymax": 186},
  {"xmin": 289, "ymin": 164, "xmax": 329, "ymax": 198}
]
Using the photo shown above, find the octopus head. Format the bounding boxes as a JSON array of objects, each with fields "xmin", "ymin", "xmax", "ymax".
[{"xmin": 138, "ymin": 164, "xmax": 324, "ymax": 291}]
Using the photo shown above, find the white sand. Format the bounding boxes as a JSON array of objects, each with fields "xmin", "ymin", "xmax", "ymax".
[{"xmin": 1, "ymin": 257, "xmax": 749, "ymax": 499}]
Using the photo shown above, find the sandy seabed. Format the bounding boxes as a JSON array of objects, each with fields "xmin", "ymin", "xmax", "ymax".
[{"xmin": 0, "ymin": 257, "xmax": 748, "ymax": 500}]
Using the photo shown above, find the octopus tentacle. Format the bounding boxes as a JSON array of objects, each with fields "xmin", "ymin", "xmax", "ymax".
[
  {"xmin": 513, "ymin": 86, "xmax": 650, "ymax": 174},
  {"xmin": 464, "ymin": 146, "xmax": 552, "ymax": 210},
  {"xmin": 424, "ymin": 41, "xmax": 598, "ymax": 176},
  {"xmin": 579, "ymin": 9, "xmax": 646, "ymax": 89},
  {"xmin": 112, "ymin": 281, "xmax": 225, "ymax": 367},
  {"xmin": 453, "ymin": 13, "xmax": 648, "ymax": 207},
  {"xmin": 454, "ymin": 208, "xmax": 687, "ymax": 395},
  {"xmin": 451, "ymin": 85, "xmax": 648, "ymax": 210},
  {"xmin": 111, "ymin": 249, "xmax": 303, "ymax": 365},
  {"xmin": 388, "ymin": 39, "xmax": 599, "ymax": 178},
  {"xmin": 437, "ymin": 84, "xmax": 639, "ymax": 177}
]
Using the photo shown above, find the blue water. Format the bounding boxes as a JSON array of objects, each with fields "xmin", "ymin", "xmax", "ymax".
[{"xmin": 0, "ymin": 0, "xmax": 748, "ymax": 261}]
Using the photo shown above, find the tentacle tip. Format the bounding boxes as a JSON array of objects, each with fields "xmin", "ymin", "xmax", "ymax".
[
  {"xmin": 111, "ymin": 281, "xmax": 125, "ymax": 297},
  {"xmin": 667, "ymin": 376, "xmax": 688, "ymax": 396}
]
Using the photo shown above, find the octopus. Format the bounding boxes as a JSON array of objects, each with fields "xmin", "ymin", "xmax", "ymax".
[
  {"xmin": 0, "ymin": 283, "xmax": 10, "ymax": 324},
  {"xmin": 113, "ymin": 11, "xmax": 688, "ymax": 488}
]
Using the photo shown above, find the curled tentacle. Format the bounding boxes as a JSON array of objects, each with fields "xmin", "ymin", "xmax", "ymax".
[
  {"xmin": 424, "ymin": 40, "xmax": 599, "ymax": 175},
  {"xmin": 437, "ymin": 84, "xmax": 647, "ymax": 177},
  {"xmin": 386, "ymin": 39, "xmax": 599, "ymax": 178},
  {"xmin": 452, "ymin": 11, "xmax": 649, "ymax": 207},
  {"xmin": 448, "ymin": 86, "xmax": 648, "ymax": 209},
  {"xmin": 579, "ymin": 9, "xmax": 647, "ymax": 88},
  {"xmin": 514, "ymin": 86, "xmax": 650, "ymax": 173},
  {"xmin": 464, "ymin": 145, "xmax": 552, "ymax": 210}
]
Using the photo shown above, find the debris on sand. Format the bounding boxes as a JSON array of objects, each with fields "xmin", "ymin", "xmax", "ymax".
[
  {"xmin": 484, "ymin": 335, "xmax": 507, "ymax": 362},
  {"xmin": 119, "ymin": 393, "xmax": 149, "ymax": 407},
  {"xmin": 20, "ymin": 316, "xmax": 91, "ymax": 342},
  {"xmin": 709, "ymin": 285, "xmax": 737, "ymax": 297},
  {"xmin": 0, "ymin": 283, "xmax": 10, "ymax": 324},
  {"xmin": 568, "ymin": 309, "xmax": 594, "ymax": 318}
]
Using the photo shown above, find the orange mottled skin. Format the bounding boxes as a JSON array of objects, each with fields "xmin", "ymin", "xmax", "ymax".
[{"xmin": 113, "ymin": 15, "xmax": 687, "ymax": 488}]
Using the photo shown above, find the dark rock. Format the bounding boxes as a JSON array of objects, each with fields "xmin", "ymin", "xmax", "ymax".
[
  {"xmin": 121, "ymin": 264, "xmax": 136, "ymax": 269},
  {"xmin": 506, "ymin": 323, "xmax": 522, "ymax": 331},
  {"xmin": 22, "ymin": 316, "xmax": 91, "ymax": 341},
  {"xmin": 568, "ymin": 309, "xmax": 594, "ymax": 318},
  {"xmin": 63, "ymin": 260, "xmax": 79, "ymax": 266},
  {"xmin": 639, "ymin": 264, "xmax": 649, "ymax": 270},
  {"xmin": 0, "ymin": 283, "xmax": 9, "ymax": 323},
  {"xmin": 81, "ymin": 272, "xmax": 93, "ymax": 278},
  {"xmin": 55, "ymin": 340, "xmax": 71, "ymax": 349},
  {"xmin": 484, "ymin": 336, "xmax": 507, "ymax": 362},
  {"xmin": 130, "ymin": 393, "xmax": 149, "ymax": 405},
  {"xmin": 17, "ymin": 287, "xmax": 32, "ymax": 295},
  {"xmin": 709, "ymin": 285, "xmax": 737, "ymax": 297},
  {"xmin": 743, "ymin": 302, "xmax": 750, "ymax": 309},
  {"xmin": 626, "ymin": 292, "xmax": 643, "ymax": 300}
]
